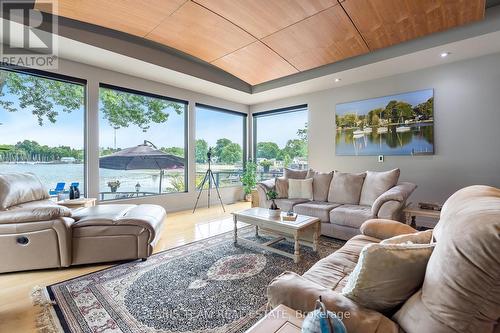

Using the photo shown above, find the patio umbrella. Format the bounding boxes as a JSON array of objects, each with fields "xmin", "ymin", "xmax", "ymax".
[{"xmin": 99, "ymin": 140, "xmax": 184, "ymax": 193}]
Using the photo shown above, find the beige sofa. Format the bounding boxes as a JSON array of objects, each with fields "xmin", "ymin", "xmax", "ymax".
[
  {"xmin": 0, "ymin": 173, "xmax": 166, "ymax": 273},
  {"xmin": 267, "ymin": 185, "xmax": 500, "ymax": 333},
  {"xmin": 257, "ymin": 168, "xmax": 416, "ymax": 240}
]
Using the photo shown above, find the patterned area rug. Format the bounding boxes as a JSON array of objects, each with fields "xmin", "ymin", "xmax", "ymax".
[{"xmin": 34, "ymin": 227, "xmax": 344, "ymax": 333}]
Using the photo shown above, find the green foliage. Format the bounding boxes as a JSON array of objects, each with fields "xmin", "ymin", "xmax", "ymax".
[
  {"xmin": 0, "ymin": 71, "xmax": 183, "ymax": 131},
  {"xmin": 160, "ymin": 146, "xmax": 184, "ymax": 157},
  {"xmin": 283, "ymin": 154, "xmax": 292, "ymax": 168},
  {"xmin": 214, "ymin": 138, "xmax": 232, "ymax": 159},
  {"xmin": 256, "ymin": 142, "xmax": 280, "ymax": 159},
  {"xmin": 195, "ymin": 139, "xmax": 208, "ymax": 163},
  {"xmin": 259, "ymin": 159, "xmax": 273, "ymax": 168},
  {"xmin": 165, "ymin": 173, "xmax": 185, "ymax": 192},
  {"xmin": 240, "ymin": 161, "xmax": 257, "ymax": 195},
  {"xmin": 219, "ymin": 142, "xmax": 242, "ymax": 164},
  {"xmin": 281, "ymin": 139, "xmax": 307, "ymax": 159},
  {"xmin": 100, "ymin": 147, "xmax": 121, "ymax": 157},
  {"xmin": 0, "ymin": 140, "xmax": 83, "ymax": 162},
  {"xmin": 297, "ymin": 122, "xmax": 308, "ymax": 141},
  {"xmin": 265, "ymin": 190, "xmax": 278, "ymax": 200}
]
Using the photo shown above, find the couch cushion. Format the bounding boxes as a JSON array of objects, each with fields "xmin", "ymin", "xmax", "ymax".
[
  {"xmin": 288, "ymin": 178, "xmax": 313, "ymax": 200},
  {"xmin": 303, "ymin": 234, "xmax": 379, "ymax": 291},
  {"xmin": 395, "ymin": 185, "xmax": 500, "ymax": 333},
  {"xmin": 0, "ymin": 172, "xmax": 49, "ymax": 210},
  {"xmin": 275, "ymin": 177, "xmax": 288, "ymax": 198},
  {"xmin": 307, "ymin": 169, "xmax": 334, "ymax": 202},
  {"xmin": 293, "ymin": 201, "xmax": 340, "ymax": 222},
  {"xmin": 274, "ymin": 198, "xmax": 310, "ymax": 212},
  {"xmin": 330, "ymin": 204, "xmax": 374, "ymax": 229},
  {"xmin": 359, "ymin": 168, "xmax": 400, "ymax": 206},
  {"xmin": 328, "ymin": 171, "xmax": 366, "ymax": 204},
  {"xmin": 284, "ymin": 168, "xmax": 308, "ymax": 179},
  {"xmin": 342, "ymin": 242, "xmax": 434, "ymax": 312}
]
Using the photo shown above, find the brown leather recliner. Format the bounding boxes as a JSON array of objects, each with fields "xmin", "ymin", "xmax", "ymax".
[{"xmin": 0, "ymin": 172, "xmax": 166, "ymax": 273}]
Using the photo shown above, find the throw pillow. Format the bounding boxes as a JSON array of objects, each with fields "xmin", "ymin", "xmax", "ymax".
[
  {"xmin": 328, "ymin": 171, "xmax": 366, "ymax": 204},
  {"xmin": 288, "ymin": 178, "xmax": 313, "ymax": 200},
  {"xmin": 342, "ymin": 242, "xmax": 435, "ymax": 311},
  {"xmin": 307, "ymin": 169, "xmax": 334, "ymax": 202},
  {"xmin": 275, "ymin": 177, "xmax": 289, "ymax": 199},
  {"xmin": 359, "ymin": 168, "xmax": 400, "ymax": 206},
  {"xmin": 381, "ymin": 230, "xmax": 433, "ymax": 245},
  {"xmin": 284, "ymin": 168, "xmax": 308, "ymax": 180}
]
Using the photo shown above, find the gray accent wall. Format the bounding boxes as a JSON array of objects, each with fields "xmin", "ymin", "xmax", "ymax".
[{"xmin": 250, "ymin": 53, "xmax": 500, "ymax": 203}]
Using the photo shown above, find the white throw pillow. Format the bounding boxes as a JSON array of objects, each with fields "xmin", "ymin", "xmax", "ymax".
[
  {"xmin": 288, "ymin": 178, "xmax": 313, "ymax": 200},
  {"xmin": 381, "ymin": 229, "xmax": 433, "ymax": 245},
  {"xmin": 342, "ymin": 242, "xmax": 434, "ymax": 311}
]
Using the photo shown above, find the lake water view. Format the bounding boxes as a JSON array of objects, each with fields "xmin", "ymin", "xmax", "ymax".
[{"xmin": 335, "ymin": 123, "xmax": 434, "ymax": 156}]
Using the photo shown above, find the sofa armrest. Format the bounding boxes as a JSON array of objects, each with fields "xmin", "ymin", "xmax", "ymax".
[
  {"xmin": 267, "ymin": 271, "xmax": 399, "ymax": 333},
  {"xmin": 371, "ymin": 182, "xmax": 417, "ymax": 217},
  {"xmin": 360, "ymin": 219, "xmax": 416, "ymax": 240},
  {"xmin": 0, "ymin": 206, "xmax": 72, "ymax": 224},
  {"xmin": 256, "ymin": 178, "xmax": 275, "ymax": 208}
]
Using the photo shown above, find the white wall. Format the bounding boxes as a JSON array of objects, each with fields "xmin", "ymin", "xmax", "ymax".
[
  {"xmin": 250, "ymin": 53, "xmax": 500, "ymax": 203},
  {"xmin": 49, "ymin": 58, "xmax": 249, "ymax": 212}
]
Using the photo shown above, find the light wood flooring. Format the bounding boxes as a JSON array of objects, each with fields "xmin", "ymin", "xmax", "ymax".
[{"xmin": 0, "ymin": 201, "xmax": 251, "ymax": 333}]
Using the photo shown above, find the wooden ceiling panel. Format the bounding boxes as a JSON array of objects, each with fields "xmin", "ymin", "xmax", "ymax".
[
  {"xmin": 35, "ymin": 0, "xmax": 186, "ymax": 37},
  {"xmin": 212, "ymin": 42, "xmax": 298, "ymax": 85},
  {"xmin": 193, "ymin": 0, "xmax": 338, "ymax": 39},
  {"xmin": 262, "ymin": 5, "xmax": 369, "ymax": 71},
  {"xmin": 341, "ymin": 0, "xmax": 486, "ymax": 50},
  {"xmin": 146, "ymin": 1, "xmax": 256, "ymax": 63}
]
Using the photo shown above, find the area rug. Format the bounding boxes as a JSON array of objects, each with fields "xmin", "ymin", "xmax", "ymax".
[{"xmin": 33, "ymin": 227, "xmax": 344, "ymax": 333}]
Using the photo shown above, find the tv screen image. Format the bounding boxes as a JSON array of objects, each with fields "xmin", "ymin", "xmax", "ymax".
[{"xmin": 335, "ymin": 89, "xmax": 434, "ymax": 156}]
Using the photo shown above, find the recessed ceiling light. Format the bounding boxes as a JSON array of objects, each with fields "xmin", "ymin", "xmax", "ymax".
[
  {"xmin": 334, "ymin": 78, "xmax": 341, "ymax": 82},
  {"xmin": 440, "ymin": 52, "xmax": 451, "ymax": 58}
]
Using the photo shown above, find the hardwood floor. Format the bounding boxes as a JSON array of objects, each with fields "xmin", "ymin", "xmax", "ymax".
[{"xmin": 0, "ymin": 201, "xmax": 251, "ymax": 333}]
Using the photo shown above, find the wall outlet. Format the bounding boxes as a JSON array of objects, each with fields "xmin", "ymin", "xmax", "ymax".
[{"xmin": 378, "ymin": 155, "xmax": 384, "ymax": 163}]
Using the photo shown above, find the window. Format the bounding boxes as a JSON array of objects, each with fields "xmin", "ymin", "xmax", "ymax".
[
  {"xmin": 195, "ymin": 104, "xmax": 246, "ymax": 188},
  {"xmin": 99, "ymin": 84, "xmax": 187, "ymax": 201},
  {"xmin": 0, "ymin": 67, "xmax": 86, "ymax": 196},
  {"xmin": 253, "ymin": 105, "xmax": 308, "ymax": 180}
]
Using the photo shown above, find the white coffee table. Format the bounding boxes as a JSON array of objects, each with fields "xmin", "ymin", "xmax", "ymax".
[{"xmin": 232, "ymin": 208, "xmax": 320, "ymax": 263}]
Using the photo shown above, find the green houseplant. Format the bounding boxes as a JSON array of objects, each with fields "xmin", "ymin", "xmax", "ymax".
[
  {"xmin": 265, "ymin": 189, "xmax": 281, "ymax": 218},
  {"xmin": 240, "ymin": 161, "xmax": 257, "ymax": 201},
  {"xmin": 259, "ymin": 159, "xmax": 273, "ymax": 173}
]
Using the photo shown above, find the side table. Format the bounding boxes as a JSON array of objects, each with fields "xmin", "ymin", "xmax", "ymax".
[
  {"xmin": 403, "ymin": 204, "xmax": 441, "ymax": 228},
  {"xmin": 57, "ymin": 198, "xmax": 97, "ymax": 210},
  {"xmin": 245, "ymin": 304, "xmax": 303, "ymax": 333}
]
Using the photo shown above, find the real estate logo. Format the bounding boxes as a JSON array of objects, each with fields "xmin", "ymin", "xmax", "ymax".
[{"xmin": 1, "ymin": 0, "xmax": 58, "ymax": 69}]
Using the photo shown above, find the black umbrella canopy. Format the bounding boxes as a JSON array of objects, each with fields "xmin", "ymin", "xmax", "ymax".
[{"xmin": 99, "ymin": 141, "xmax": 184, "ymax": 170}]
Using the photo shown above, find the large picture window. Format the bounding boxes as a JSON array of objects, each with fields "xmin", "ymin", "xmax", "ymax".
[
  {"xmin": 195, "ymin": 104, "xmax": 246, "ymax": 188},
  {"xmin": 0, "ymin": 67, "xmax": 86, "ymax": 196},
  {"xmin": 99, "ymin": 84, "xmax": 187, "ymax": 201},
  {"xmin": 253, "ymin": 105, "xmax": 308, "ymax": 180}
]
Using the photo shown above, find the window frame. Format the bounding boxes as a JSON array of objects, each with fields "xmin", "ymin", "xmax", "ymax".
[
  {"xmin": 252, "ymin": 104, "xmax": 308, "ymax": 162},
  {"xmin": 98, "ymin": 82, "xmax": 189, "ymax": 199},
  {"xmin": 0, "ymin": 63, "xmax": 88, "ymax": 195},
  {"xmin": 195, "ymin": 103, "xmax": 248, "ymax": 188}
]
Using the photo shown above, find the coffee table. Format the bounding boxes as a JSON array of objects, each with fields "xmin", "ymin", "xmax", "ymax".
[{"xmin": 232, "ymin": 208, "xmax": 320, "ymax": 263}]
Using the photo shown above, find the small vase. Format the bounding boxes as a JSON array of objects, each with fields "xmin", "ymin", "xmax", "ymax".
[{"xmin": 268, "ymin": 208, "xmax": 281, "ymax": 218}]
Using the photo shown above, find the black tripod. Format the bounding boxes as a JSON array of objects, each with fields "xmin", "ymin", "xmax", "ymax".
[{"xmin": 193, "ymin": 148, "xmax": 225, "ymax": 213}]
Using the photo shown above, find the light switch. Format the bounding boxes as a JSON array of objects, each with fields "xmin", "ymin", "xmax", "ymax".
[{"xmin": 378, "ymin": 155, "xmax": 384, "ymax": 163}]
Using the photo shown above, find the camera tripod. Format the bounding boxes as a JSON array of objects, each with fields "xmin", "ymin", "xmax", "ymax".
[{"xmin": 192, "ymin": 148, "xmax": 225, "ymax": 213}]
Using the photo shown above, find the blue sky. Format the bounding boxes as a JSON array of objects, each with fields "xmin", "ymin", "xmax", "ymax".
[
  {"xmin": 1, "ymin": 86, "xmax": 307, "ymax": 150},
  {"xmin": 255, "ymin": 110, "xmax": 307, "ymax": 148},
  {"xmin": 336, "ymin": 89, "xmax": 433, "ymax": 116}
]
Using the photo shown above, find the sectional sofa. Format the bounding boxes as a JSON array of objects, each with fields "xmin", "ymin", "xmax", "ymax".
[{"xmin": 256, "ymin": 168, "xmax": 416, "ymax": 240}]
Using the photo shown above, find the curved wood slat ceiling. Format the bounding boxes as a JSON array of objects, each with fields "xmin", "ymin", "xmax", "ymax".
[{"xmin": 35, "ymin": 0, "xmax": 485, "ymax": 85}]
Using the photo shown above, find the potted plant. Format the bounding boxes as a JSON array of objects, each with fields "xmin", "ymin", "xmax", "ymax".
[
  {"xmin": 240, "ymin": 161, "xmax": 257, "ymax": 201},
  {"xmin": 266, "ymin": 189, "xmax": 281, "ymax": 218},
  {"xmin": 260, "ymin": 159, "xmax": 273, "ymax": 173},
  {"xmin": 107, "ymin": 180, "xmax": 121, "ymax": 193}
]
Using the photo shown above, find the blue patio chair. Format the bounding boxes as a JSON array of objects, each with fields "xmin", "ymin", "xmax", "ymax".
[
  {"xmin": 70, "ymin": 182, "xmax": 79, "ymax": 188},
  {"xmin": 49, "ymin": 182, "xmax": 65, "ymax": 195}
]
